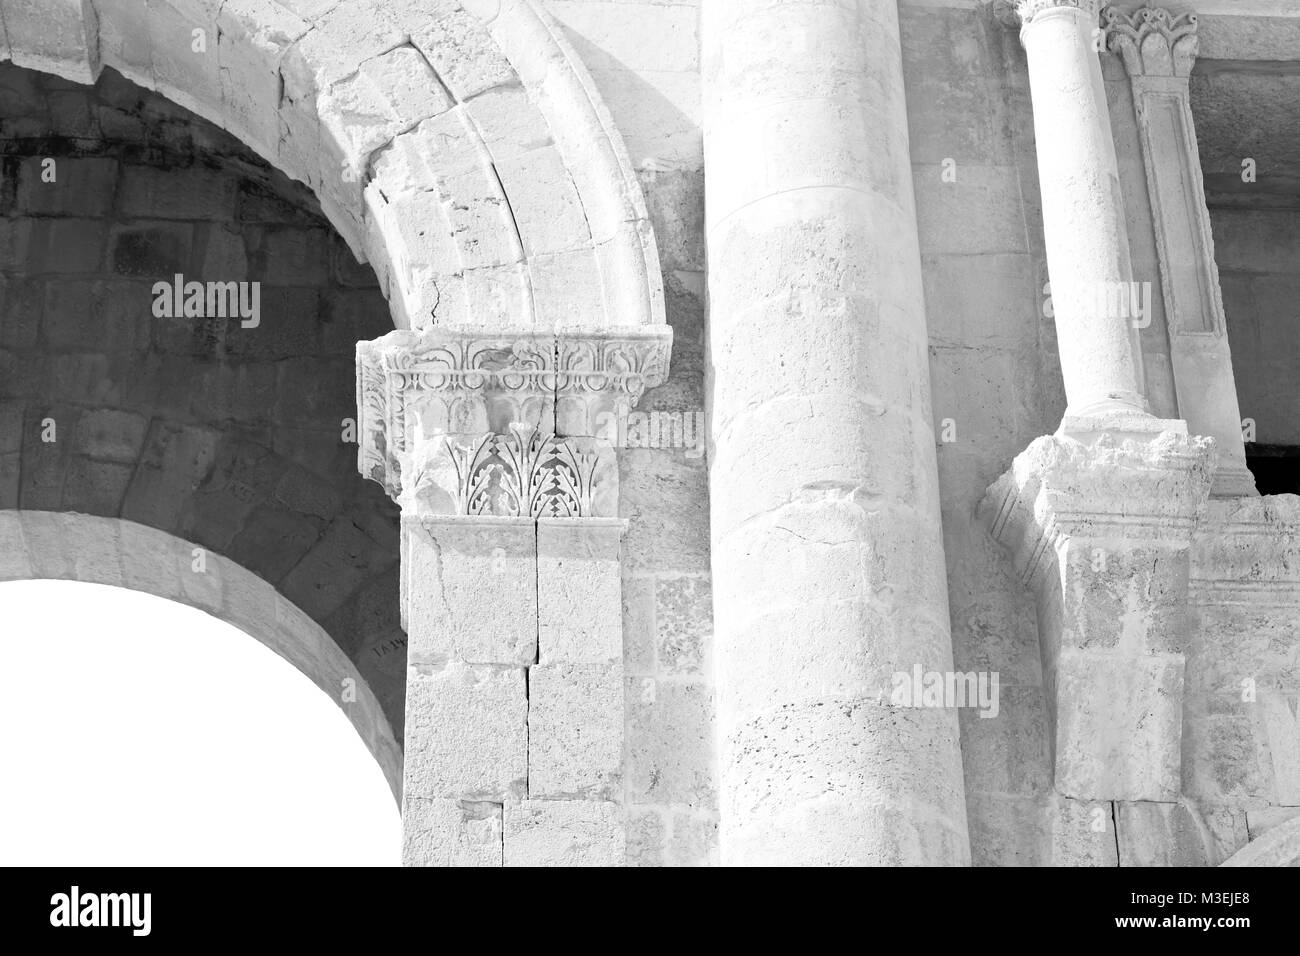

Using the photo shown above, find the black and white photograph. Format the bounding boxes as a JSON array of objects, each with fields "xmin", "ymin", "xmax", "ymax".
[{"xmin": 0, "ymin": 0, "xmax": 1293, "ymax": 930}]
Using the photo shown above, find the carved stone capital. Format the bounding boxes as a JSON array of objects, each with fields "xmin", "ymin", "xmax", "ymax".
[
  {"xmin": 356, "ymin": 326, "xmax": 672, "ymax": 514},
  {"xmin": 993, "ymin": 0, "xmax": 1104, "ymax": 28},
  {"xmin": 1104, "ymin": 6, "xmax": 1199, "ymax": 78},
  {"xmin": 407, "ymin": 425, "xmax": 619, "ymax": 519}
]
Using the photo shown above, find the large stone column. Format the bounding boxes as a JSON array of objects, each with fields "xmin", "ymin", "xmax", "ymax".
[
  {"xmin": 702, "ymin": 0, "xmax": 970, "ymax": 865},
  {"xmin": 357, "ymin": 327, "xmax": 671, "ymax": 866},
  {"xmin": 1008, "ymin": 0, "xmax": 1150, "ymax": 423}
]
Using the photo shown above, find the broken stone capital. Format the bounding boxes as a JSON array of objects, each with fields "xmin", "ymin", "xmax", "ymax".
[{"xmin": 980, "ymin": 426, "xmax": 1216, "ymax": 801}]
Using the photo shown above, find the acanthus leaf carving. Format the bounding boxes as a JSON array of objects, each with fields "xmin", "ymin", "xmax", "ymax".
[
  {"xmin": 1103, "ymin": 6, "xmax": 1199, "ymax": 78},
  {"xmin": 433, "ymin": 424, "xmax": 606, "ymax": 519},
  {"xmin": 356, "ymin": 326, "xmax": 670, "ymax": 516}
]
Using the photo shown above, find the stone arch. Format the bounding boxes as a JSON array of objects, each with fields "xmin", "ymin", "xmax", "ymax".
[
  {"xmin": 0, "ymin": 509, "xmax": 402, "ymax": 800},
  {"xmin": 0, "ymin": 0, "xmax": 665, "ymax": 332},
  {"xmin": 1220, "ymin": 815, "xmax": 1300, "ymax": 867},
  {"xmin": 0, "ymin": 62, "xmax": 408, "ymax": 751}
]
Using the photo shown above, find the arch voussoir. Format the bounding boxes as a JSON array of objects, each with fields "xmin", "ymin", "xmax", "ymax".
[{"xmin": 0, "ymin": 0, "xmax": 667, "ymax": 334}]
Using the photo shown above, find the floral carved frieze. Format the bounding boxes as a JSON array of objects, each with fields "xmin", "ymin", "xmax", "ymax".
[
  {"xmin": 1104, "ymin": 6, "xmax": 1199, "ymax": 78},
  {"xmin": 356, "ymin": 326, "xmax": 671, "ymax": 515}
]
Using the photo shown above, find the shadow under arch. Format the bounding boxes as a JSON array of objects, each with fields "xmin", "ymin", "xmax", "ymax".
[{"xmin": 0, "ymin": 509, "xmax": 402, "ymax": 803}]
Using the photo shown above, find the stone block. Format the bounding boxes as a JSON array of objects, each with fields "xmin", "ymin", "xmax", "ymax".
[
  {"xmin": 625, "ymin": 808, "xmax": 664, "ymax": 867},
  {"xmin": 529, "ymin": 662, "xmax": 623, "ymax": 799},
  {"xmin": 537, "ymin": 518, "xmax": 622, "ymax": 664},
  {"xmin": 1047, "ymin": 794, "xmax": 1120, "ymax": 867},
  {"xmin": 358, "ymin": 45, "xmax": 450, "ymax": 128},
  {"xmin": 404, "ymin": 517, "xmax": 536, "ymax": 666},
  {"xmin": 654, "ymin": 573, "xmax": 710, "ymax": 675},
  {"xmin": 402, "ymin": 797, "xmax": 501, "ymax": 867},
  {"xmin": 108, "ymin": 222, "xmax": 191, "ymax": 278},
  {"xmin": 71, "ymin": 408, "xmax": 147, "ymax": 462},
  {"xmin": 16, "ymin": 156, "xmax": 117, "ymax": 217},
  {"xmin": 957, "ymin": 683, "xmax": 1051, "ymax": 797},
  {"xmin": 503, "ymin": 800, "xmax": 624, "ymax": 867},
  {"xmin": 33, "ymin": 218, "xmax": 108, "ymax": 274},
  {"xmin": 120, "ymin": 420, "xmax": 222, "ymax": 531},
  {"xmin": 148, "ymin": 2, "xmax": 222, "ymax": 118},
  {"xmin": 403, "ymin": 662, "xmax": 527, "ymax": 802},
  {"xmin": 4, "ymin": 0, "xmax": 99, "ymax": 82},
  {"xmin": 667, "ymin": 811, "xmax": 719, "ymax": 867},
  {"xmin": 117, "ymin": 166, "xmax": 237, "ymax": 221},
  {"xmin": 280, "ymin": 512, "xmax": 397, "ymax": 621},
  {"xmin": 621, "ymin": 572, "xmax": 655, "ymax": 677},
  {"xmin": 626, "ymin": 677, "xmax": 715, "ymax": 808},
  {"xmin": 0, "ymin": 276, "xmax": 43, "ymax": 350},
  {"xmin": 1116, "ymin": 800, "xmax": 1247, "ymax": 867},
  {"xmin": 62, "ymin": 456, "xmax": 133, "ymax": 515},
  {"xmin": 494, "ymin": 147, "xmax": 590, "ymax": 258},
  {"xmin": 252, "ymin": 228, "xmax": 330, "ymax": 285},
  {"xmin": 1052, "ymin": 649, "xmax": 1185, "ymax": 802},
  {"xmin": 225, "ymin": 503, "xmax": 323, "ymax": 583},
  {"xmin": 410, "ymin": 11, "xmax": 514, "ymax": 101}
]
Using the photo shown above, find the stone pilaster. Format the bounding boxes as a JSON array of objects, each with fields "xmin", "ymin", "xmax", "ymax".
[
  {"xmin": 1103, "ymin": 6, "xmax": 1256, "ymax": 497},
  {"xmin": 1000, "ymin": 0, "xmax": 1151, "ymax": 424},
  {"xmin": 703, "ymin": 0, "xmax": 969, "ymax": 864},
  {"xmin": 357, "ymin": 326, "xmax": 672, "ymax": 866},
  {"xmin": 980, "ymin": 424, "xmax": 1215, "ymax": 802}
]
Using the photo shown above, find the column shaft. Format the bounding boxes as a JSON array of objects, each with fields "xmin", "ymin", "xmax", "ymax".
[
  {"xmin": 1019, "ymin": 0, "xmax": 1148, "ymax": 419},
  {"xmin": 703, "ymin": 0, "xmax": 969, "ymax": 865}
]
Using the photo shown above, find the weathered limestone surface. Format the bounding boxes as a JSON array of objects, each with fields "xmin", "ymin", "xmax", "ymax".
[
  {"xmin": 1006, "ymin": 0, "xmax": 1149, "ymax": 421},
  {"xmin": 704, "ymin": 0, "xmax": 969, "ymax": 864},
  {"xmin": 982, "ymin": 426, "xmax": 1216, "ymax": 802},
  {"xmin": 4, "ymin": 0, "xmax": 1300, "ymax": 870}
]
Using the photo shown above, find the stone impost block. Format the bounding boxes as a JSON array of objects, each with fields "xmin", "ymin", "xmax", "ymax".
[
  {"xmin": 503, "ymin": 800, "xmax": 624, "ymax": 867},
  {"xmin": 980, "ymin": 427, "xmax": 1214, "ymax": 802},
  {"xmin": 528, "ymin": 662, "xmax": 624, "ymax": 799},
  {"xmin": 403, "ymin": 662, "xmax": 527, "ymax": 802},
  {"xmin": 537, "ymin": 518, "xmax": 623, "ymax": 664},
  {"xmin": 403, "ymin": 515, "xmax": 537, "ymax": 666}
]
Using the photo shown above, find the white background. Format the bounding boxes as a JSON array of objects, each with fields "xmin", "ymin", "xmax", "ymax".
[{"xmin": 0, "ymin": 579, "xmax": 400, "ymax": 866}]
